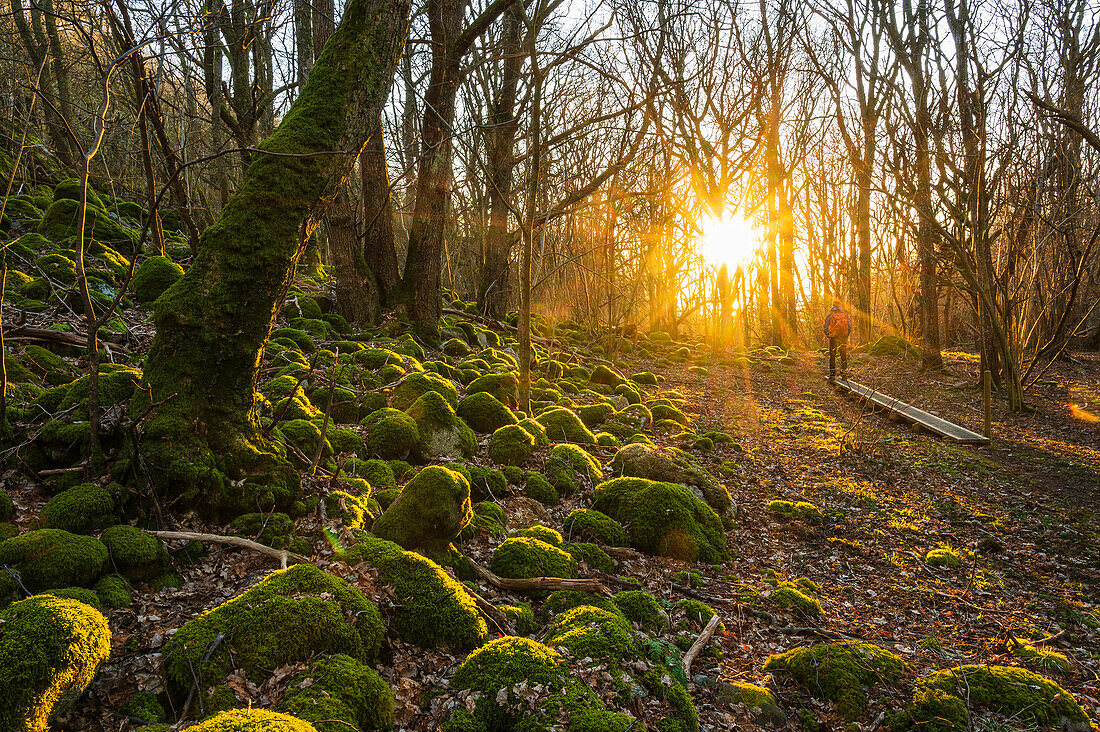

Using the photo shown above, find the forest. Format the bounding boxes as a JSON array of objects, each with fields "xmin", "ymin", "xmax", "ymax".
[{"xmin": 0, "ymin": 0, "xmax": 1099, "ymax": 729}]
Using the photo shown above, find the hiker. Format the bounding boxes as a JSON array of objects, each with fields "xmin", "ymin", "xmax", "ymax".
[{"xmin": 823, "ymin": 303, "xmax": 851, "ymax": 380}]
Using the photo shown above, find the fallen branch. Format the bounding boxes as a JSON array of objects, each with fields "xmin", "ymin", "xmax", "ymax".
[
  {"xmin": 467, "ymin": 590, "xmax": 517, "ymax": 636},
  {"xmin": 469, "ymin": 559, "xmax": 609, "ymax": 594},
  {"xmin": 4, "ymin": 324, "xmax": 130, "ymax": 352},
  {"xmin": 149, "ymin": 530, "xmax": 308, "ymax": 569},
  {"xmin": 682, "ymin": 614, "xmax": 720, "ymax": 675}
]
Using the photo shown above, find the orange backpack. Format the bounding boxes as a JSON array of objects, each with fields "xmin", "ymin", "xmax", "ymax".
[{"xmin": 826, "ymin": 311, "xmax": 851, "ymax": 338}]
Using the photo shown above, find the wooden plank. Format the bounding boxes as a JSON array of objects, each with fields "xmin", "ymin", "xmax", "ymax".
[{"xmin": 830, "ymin": 377, "xmax": 990, "ymax": 445}]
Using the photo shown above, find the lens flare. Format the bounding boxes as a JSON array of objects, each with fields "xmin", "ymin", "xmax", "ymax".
[{"xmin": 698, "ymin": 214, "xmax": 760, "ymax": 269}]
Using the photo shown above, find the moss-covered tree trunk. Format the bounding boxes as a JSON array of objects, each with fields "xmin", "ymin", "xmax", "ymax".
[{"xmin": 134, "ymin": 0, "xmax": 411, "ymax": 513}]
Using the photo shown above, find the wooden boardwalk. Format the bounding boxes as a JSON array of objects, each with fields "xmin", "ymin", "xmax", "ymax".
[{"xmin": 830, "ymin": 377, "xmax": 990, "ymax": 445}]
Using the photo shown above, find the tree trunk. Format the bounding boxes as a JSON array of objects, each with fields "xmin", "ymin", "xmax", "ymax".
[{"xmin": 135, "ymin": 0, "xmax": 411, "ymax": 514}]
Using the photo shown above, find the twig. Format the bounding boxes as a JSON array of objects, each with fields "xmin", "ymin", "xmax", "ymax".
[
  {"xmin": 683, "ymin": 614, "xmax": 720, "ymax": 675},
  {"xmin": 468, "ymin": 559, "xmax": 610, "ymax": 594},
  {"xmin": 467, "ymin": 590, "xmax": 517, "ymax": 636},
  {"xmin": 148, "ymin": 530, "xmax": 308, "ymax": 569}
]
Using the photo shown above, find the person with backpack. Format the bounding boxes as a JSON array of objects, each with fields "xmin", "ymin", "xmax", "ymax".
[{"xmin": 823, "ymin": 303, "xmax": 852, "ymax": 381}]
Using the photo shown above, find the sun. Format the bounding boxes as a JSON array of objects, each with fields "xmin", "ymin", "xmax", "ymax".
[{"xmin": 698, "ymin": 213, "xmax": 760, "ymax": 269}]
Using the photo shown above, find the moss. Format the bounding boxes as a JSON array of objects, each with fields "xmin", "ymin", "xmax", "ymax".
[
  {"xmin": 0, "ymin": 529, "xmax": 107, "ymax": 592},
  {"xmin": 762, "ymin": 642, "xmax": 907, "ymax": 720},
  {"xmin": 163, "ymin": 564, "xmax": 384, "ymax": 689},
  {"xmin": 278, "ymin": 419, "xmax": 331, "ymax": 466},
  {"xmin": 676, "ymin": 599, "xmax": 716, "ymax": 628},
  {"xmin": 609, "ymin": 443, "xmax": 732, "ymax": 518},
  {"xmin": 488, "ymin": 424, "xmax": 535, "ymax": 466},
  {"xmin": 0, "ymin": 594, "xmax": 110, "ymax": 729},
  {"xmin": 491, "ymin": 537, "xmax": 577, "ymax": 580},
  {"xmin": 273, "ymin": 328, "xmax": 317, "ymax": 354},
  {"xmin": 458, "ymin": 391, "xmax": 518, "ymax": 433},
  {"xmin": 34, "ymin": 252, "xmax": 78, "ymax": 284},
  {"xmin": 93, "ymin": 574, "xmax": 132, "ymax": 608},
  {"xmin": 771, "ymin": 585, "xmax": 823, "ymax": 618},
  {"xmin": 630, "ymin": 372, "xmax": 658, "ymax": 385},
  {"xmin": 349, "ymin": 458, "xmax": 396, "ymax": 487},
  {"xmin": 450, "ymin": 636, "xmax": 600, "ymax": 730},
  {"xmin": 99, "ymin": 525, "xmax": 168, "ymax": 581},
  {"xmin": 523, "ymin": 471, "xmax": 558, "ymax": 504},
  {"xmin": 371, "ymin": 465, "xmax": 471, "ymax": 554},
  {"xmin": 465, "ymin": 465, "xmax": 508, "ymax": 502},
  {"xmin": 589, "ymin": 364, "xmax": 626, "ymax": 387},
  {"xmin": 0, "ymin": 491, "xmax": 13, "ymax": 522},
  {"xmin": 514, "ymin": 524, "xmax": 563, "ymax": 546},
  {"xmin": 592, "ymin": 477, "xmax": 727, "ymax": 563},
  {"xmin": 38, "ymin": 483, "xmax": 115, "ymax": 534},
  {"xmin": 467, "ymin": 372, "xmax": 519, "ymax": 407},
  {"xmin": 131, "ymin": 256, "xmax": 184, "ymax": 304},
  {"xmin": 20, "ymin": 344, "xmax": 73, "ymax": 385},
  {"xmin": 649, "ymin": 403, "xmax": 689, "ymax": 426},
  {"xmin": 361, "ymin": 407, "xmax": 419, "ymax": 460},
  {"xmin": 120, "ymin": 691, "xmax": 166, "ymax": 723},
  {"xmin": 187, "ymin": 709, "xmax": 320, "ymax": 731},
  {"xmin": 563, "ymin": 509, "xmax": 627, "ymax": 547},
  {"xmin": 41, "ymin": 587, "xmax": 102, "ymax": 611},
  {"xmin": 391, "ymin": 371, "xmax": 459, "ymax": 410},
  {"xmin": 324, "ymin": 490, "xmax": 373, "ymax": 530},
  {"xmin": 917, "ymin": 665, "xmax": 1089, "ymax": 728},
  {"xmin": 612, "ymin": 590, "xmax": 664, "ymax": 630},
  {"xmin": 405, "ymin": 391, "xmax": 477, "ymax": 462},
  {"xmin": 767, "ymin": 500, "xmax": 824, "ymax": 525},
  {"xmin": 564, "ymin": 542, "xmax": 615, "ymax": 573},
  {"xmin": 547, "ymin": 605, "xmax": 640, "ymax": 665},
  {"xmin": 925, "ymin": 548, "xmax": 961, "ymax": 568},
  {"xmin": 545, "ymin": 444, "xmax": 602, "ymax": 497},
  {"xmin": 577, "ymin": 403, "xmax": 615, "ymax": 428},
  {"xmin": 892, "ymin": 687, "xmax": 968, "ymax": 732},
  {"xmin": 459, "ymin": 501, "xmax": 508, "ymax": 540},
  {"xmin": 498, "ymin": 602, "xmax": 537, "ymax": 635},
  {"xmin": 338, "ymin": 535, "xmax": 487, "ymax": 649},
  {"xmin": 535, "ymin": 407, "xmax": 596, "ymax": 444},
  {"xmin": 327, "ymin": 427, "xmax": 361, "ymax": 454},
  {"xmin": 1010, "ymin": 639, "xmax": 1073, "ymax": 674},
  {"xmin": 516, "ymin": 417, "xmax": 549, "ymax": 446},
  {"xmin": 275, "ymin": 653, "xmax": 394, "ymax": 731},
  {"xmin": 544, "ymin": 591, "xmax": 621, "ymax": 620},
  {"xmin": 229, "ymin": 512, "xmax": 305, "ymax": 551}
]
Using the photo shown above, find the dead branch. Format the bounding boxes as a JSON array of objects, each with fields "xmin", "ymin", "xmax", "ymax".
[
  {"xmin": 469, "ymin": 559, "xmax": 610, "ymax": 594},
  {"xmin": 149, "ymin": 530, "xmax": 308, "ymax": 569},
  {"xmin": 682, "ymin": 614, "xmax": 720, "ymax": 675},
  {"xmin": 467, "ymin": 589, "xmax": 517, "ymax": 636}
]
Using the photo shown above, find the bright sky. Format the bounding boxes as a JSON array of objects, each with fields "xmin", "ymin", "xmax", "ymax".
[{"xmin": 698, "ymin": 213, "xmax": 761, "ymax": 270}]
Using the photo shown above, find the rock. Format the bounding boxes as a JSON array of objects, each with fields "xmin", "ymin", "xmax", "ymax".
[
  {"xmin": 488, "ymin": 424, "xmax": 535, "ymax": 466},
  {"xmin": 610, "ymin": 443, "xmax": 734, "ymax": 519},
  {"xmin": 490, "ymin": 537, "xmax": 577, "ymax": 580},
  {"xmin": 715, "ymin": 682, "xmax": 785, "ymax": 727},
  {"xmin": 390, "ymin": 371, "xmax": 459, "ymax": 411},
  {"xmin": 466, "ymin": 371, "xmax": 519, "ymax": 407},
  {"xmin": 371, "ymin": 465, "xmax": 472, "ymax": 554},
  {"xmin": 0, "ymin": 594, "xmax": 111, "ymax": 730},
  {"xmin": 456, "ymin": 391, "xmax": 517, "ymax": 433},
  {"xmin": 361, "ymin": 408, "xmax": 419, "ymax": 460},
  {"xmin": 405, "ymin": 391, "xmax": 477, "ymax": 462},
  {"xmin": 37, "ymin": 483, "xmax": 115, "ymax": 534},
  {"xmin": 545, "ymin": 444, "xmax": 602, "ymax": 497},
  {"xmin": 131, "ymin": 256, "xmax": 184, "ymax": 303},
  {"xmin": 99, "ymin": 525, "xmax": 168, "ymax": 581},
  {"xmin": 0, "ymin": 529, "xmax": 107, "ymax": 595},
  {"xmin": 535, "ymin": 407, "xmax": 596, "ymax": 444},
  {"xmin": 562, "ymin": 509, "xmax": 627, "ymax": 547},
  {"xmin": 275, "ymin": 654, "xmax": 394, "ymax": 732}
]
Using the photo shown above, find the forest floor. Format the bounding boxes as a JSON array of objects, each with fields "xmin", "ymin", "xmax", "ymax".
[{"xmin": 8, "ymin": 310, "xmax": 1100, "ymax": 731}]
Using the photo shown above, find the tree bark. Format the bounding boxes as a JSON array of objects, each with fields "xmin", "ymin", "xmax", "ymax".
[{"xmin": 136, "ymin": 0, "xmax": 411, "ymax": 514}]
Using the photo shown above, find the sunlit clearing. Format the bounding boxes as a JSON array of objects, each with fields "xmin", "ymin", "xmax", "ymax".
[
  {"xmin": 1069, "ymin": 404, "xmax": 1098, "ymax": 422},
  {"xmin": 699, "ymin": 214, "xmax": 760, "ymax": 269}
]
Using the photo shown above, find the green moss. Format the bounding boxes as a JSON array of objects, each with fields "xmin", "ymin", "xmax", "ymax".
[
  {"xmin": 536, "ymin": 407, "xmax": 596, "ymax": 444},
  {"xmin": 38, "ymin": 483, "xmax": 114, "ymax": 534},
  {"xmin": 488, "ymin": 424, "xmax": 535, "ymax": 466},
  {"xmin": 460, "ymin": 501, "xmax": 508, "ymax": 540},
  {"xmin": 925, "ymin": 548, "xmax": 961, "ymax": 568},
  {"xmin": 892, "ymin": 687, "xmax": 968, "ymax": 732},
  {"xmin": 371, "ymin": 465, "xmax": 471, "ymax": 554},
  {"xmin": 545, "ymin": 444, "xmax": 602, "ymax": 497},
  {"xmin": 120, "ymin": 691, "xmax": 166, "ymax": 723},
  {"xmin": 490, "ymin": 537, "xmax": 577, "ymax": 580},
  {"xmin": 676, "ymin": 599, "xmax": 716, "ymax": 628},
  {"xmin": 0, "ymin": 529, "xmax": 107, "ymax": 592},
  {"xmin": 229, "ymin": 512, "xmax": 305, "ymax": 551},
  {"xmin": 577, "ymin": 403, "xmax": 615, "ymax": 428},
  {"xmin": 767, "ymin": 500, "xmax": 824, "ymax": 525},
  {"xmin": 131, "ymin": 256, "xmax": 184, "ymax": 304},
  {"xmin": 523, "ymin": 471, "xmax": 557, "ymax": 504},
  {"xmin": 20, "ymin": 344, "xmax": 73, "ymax": 385},
  {"xmin": 771, "ymin": 585, "xmax": 823, "ymax": 618},
  {"xmin": 589, "ymin": 364, "xmax": 626, "ymax": 387},
  {"xmin": 1010, "ymin": 639, "xmax": 1074, "ymax": 674},
  {"xmin": 187, "ymin": 709, "xmax": 319, "ymax": 731},
  {"xmin": 405, "ymin": 391, "xmax": 477, "ymax": 462},
  {"xmin": 630, "ymin": 372, "xmax": 658, "ymax": 385},
  {"xmin": 613, "ymin": 590, "xmax": 664, "ymax": 630},
  {"xmin": 467, "ymin": 372, "xmax": 519, "ymax": 407},
  {"xmin": 610, "ymin": 443, "xmax": 732, "ymax": 518},
  {"xmin": 41, "ymin": 587, "xmax": 103, "ymax": 611},
  {"xmin": 498, "ymin": 602, "xmax": 537, "ymax": 635},
  {"xmin": 361, "ymin": 407, "xmax": 419, "ymax": 460},
  {"xmin": 0, "ymin": 491, "xmax": 13, "ymax": 523},
  {"xmin": 762, "ymin": 642, "xmax": 907, "ymax": 720},
  {"xmin": 458, "ymin": 391, "xmax": 518, "ymax": 433},
  {"xmin": 514, "ymin": 524, "xmax": 563, "ymax": 546},
  {"xmin": 547, "ymin": 605, "xmax": 640, "ymax": 664},
  {"xmin": 275, "ymin": 653, "xmax": 394, "ymax": 731},
  {"xmin": 324, "ymin": 490, "xmax": 374, "ymax": 530},
  {"xmin": 348, "ymin": 458, "xmax": 396, "ymax": 487},
  {"xmin": 565, "ymin": 542, "xmax": 615, "ymax": 573},
  {"xmin": 392, "ymin": 371, "xmax": 460, "ymax": 410},
  {"xmin": 338, "ymin": 535, "xmax": 487, "ymax": 649},
  {"xmin": 918, "ymin": 665, "xmax": 1089, "ymax": 728},
  {"xmin": 278, "ymin": 419, "xmax": 330, "ymax": 466},
  {"xmin": 93, "ymin": 575, "xmax": 131, "ymax": 608},
  {"xmin": 272, "ymin": 328, "xmax": 316, "ymax": 354},
  {"xmin": 592, "ymin": 477, "xmax": 727, "ymax": 563},
  {"xmin": 163, "ymin": 564, "xmax": 384, "ymax": 689},
  {"xmin": 516, "ymin": 417, "xmax": 549, "ymax": 446},
  {"xmin": 563, "ymin": 509, "xmax": 627, "ymax": 547},
  {"xmin": 99, "ymin": 525, "xmax": 168, "ymax": 581}
]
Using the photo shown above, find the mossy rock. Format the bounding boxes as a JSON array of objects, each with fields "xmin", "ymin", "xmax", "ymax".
[
  {"xmin": 589, "ymin": 364, "xmax": 626, "ymax": 387},
  {"xmin": 630, "ymin": 371, "xmax": 658, "ymax": 385},
  {"xmin": 131, "ymin": 256, "xmax": 184, "ymax": 304},
  {"xmin": 0, "ymin": 491, "xmax": 13, "ymax": 522},
  {"xmin": 545, "ymin": 443, "xmax": 602, "ymax": 497},
  {"xmin": 771, "ymin": 585, "xmax": 823, "ymax": 618},
  {"xmin": 348, "ymin": 458, "xmax": 396, "ymax": 488},
  {"xmin": 544, "ymin": 590, "xmax": 622, "ymax": 619},
  {"xmin": 490, "ymin": 537, "xmax": 577, "ymax": 581},
  {"xmin": 405, "ymin": 391, "xmax": 477, "ymax": 462},
  {"xmin": 19, "ymin": 344, "xmax": 74, "ymax": 385},
  {"xmin": 99, "ymin": 525, "xmax": 168, "ymax": 581},
  {"xmin": 1010, "ymin": 639, "xmax": 1074, "ymax": 674},
  {"xmin": 592, "ymin": 477, "xmax": 727, "ymax": 563},
  {"xmin": 925, "ymin": 548, "xmax": 961, "ymax": 568},
  {"xmin": 523, "ymin": 471, "xmax": 557, "ymax": 504},
  {"xmin": 546, "ymin": 605, "xmax": 640, "ymax": 663},
  {"xmin": 563, "ymin": 509, "xmax": 627, "ymax": 547},
  {"xmin": 93, "ymin": 575, "xmax": 131, "ymax": 609},
  {"xmin": 488, "ymin": 424, "xmax": 535, "ymax": 466},
  {"xmin": 913, "ymin": 665, "xmax": 1090, "ymax": 731},
  {"xmin": 762, "ymin": 642, "xmax": 906, "ymax": 720},
  {"xmin": 715, "ymin": 682, "xmax": 785, "ymax": 726},
  {"xmin": 767, "ymin": 500, "xmax": 824, "ymax": 526},
  {"xmin": 577, "ymin": 403, "xmax": 615, "ymax": 428},
  {"xmin": 324, "ymin": 490, "xmax": 375, "ymax": 531},
  {"xmin": 516, "ymin": 417, "xmax": 549, "ymax": 446},
  {"xmin": 564, "ymin": 542, "xmax": 615, "ymax": 573},
  {"xmin": 186, "ymin": 709, "xmax": 320, "ymax": 731},
  {"xmin": 278, "ymin": 419, "xmax": 331, "ymax": 467},
  {"xmin": 391, "ymin": 371, "xmax": 459, "ymax": 411},
  {"xmin": 41, "ymin": 587, "xmax": 102, "ymax": 612},
  {"xmin": 361, "ymin": 408, "xmax": 419, "ymax": 460},
  {"xmin": 0, "ymin": 594, "xmax": 111, "ymax": 730},
  {"xmin": 610, "ymin": 443, "xmax": 733, "ymax": 518},
  {"xmin": 120, "ymin": 691, "xmax": 166, "ymax": 723},
  {"xmin": 338, "ymin": 535, "xmax": 487, "ymax": 649},
  {"xmin": 275, "ymin": 653, "xmax": 394, "ymax": 731},
  {"xmin": 535, "ymin": 407, "xmax": 596, "ymax": 444},
  {"xmin": 229, "ymin": 512, "xmax": 308, "ymax": 553},
  {"xmin": 466, "ymin": 371, "xmax": 519, "ymax": 408},
  {"xmin": 676, "ymin": 599, "xmax": 717, "ymax": 628},
  {"xmin": 513, "ymin": 524, "xmax": 563, "ymax": 546},
  {"xmin": 162, "ymin": 564, "xmax": 384, "ymax": 690},
  {"xmin": 449, "ymin": 636, "xmax": 601, "ymax": 730},
  {"xmin": 459, "ymin": 501, "xmax": 507, "ymax": 540},
  {"xmin": 0, "ymin": 529, "xmax": 107, "ymax": 593},
  {"xmin": 371, "ymin": 465, "xmax": 471, "ymax": 554},
  {"xmin": 38, "ymin": 483, "xmax": 115, "ymax": 534},
  {"xmin": 612, "ymin": 590, "xmax": 665, "ymax": 631},
  {"xmin": 457, "ymin": 391, "xmax": 517, "ymax": 433}
]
